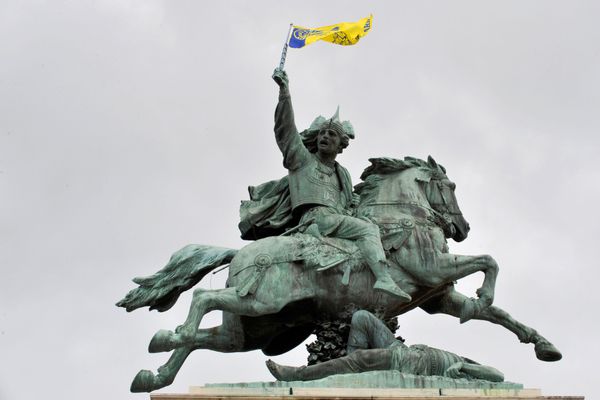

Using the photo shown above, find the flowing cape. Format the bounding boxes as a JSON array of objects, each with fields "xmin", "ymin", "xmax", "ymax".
[{"xmin": 238, "ymin": 176, "xmax": 299, "ymax": 240}]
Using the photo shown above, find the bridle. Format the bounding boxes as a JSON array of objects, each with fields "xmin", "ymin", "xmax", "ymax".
[
  {"xmin": 428, "ymin": 179, "xmax": 462, "ymax": 216},
  {"xmin": 425, "ymin": 178, "xmax": 463, "ymax": 237}
]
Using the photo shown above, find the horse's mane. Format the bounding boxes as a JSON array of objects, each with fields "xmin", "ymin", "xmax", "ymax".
[{"xmin": 355, "ymin": 156, "xmax": 446, "ymax": 202}]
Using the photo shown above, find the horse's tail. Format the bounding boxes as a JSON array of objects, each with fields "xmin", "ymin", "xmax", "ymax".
[{"xmin": 116, "ymin": 244, "xmax": 238, "ymax": 312}]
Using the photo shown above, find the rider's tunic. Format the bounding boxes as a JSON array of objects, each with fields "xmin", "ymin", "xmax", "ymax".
[
  {"xmin": 275, "ymin": 88, "xmax": 353, "ymax": 213},
  {"xmin": 275, "ymin": 87, "xmax": 385, "ymax": 264}
]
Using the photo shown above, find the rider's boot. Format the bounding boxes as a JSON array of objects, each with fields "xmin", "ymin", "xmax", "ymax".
[{"xmin": 370, "ymin": 261, "xmax": 412, "ymax": 302}]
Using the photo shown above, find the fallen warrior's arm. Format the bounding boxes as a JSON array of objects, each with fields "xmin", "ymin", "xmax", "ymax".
[{"xmin": 445, "ymin": 361, "xmax": 504, "ymax": 382}]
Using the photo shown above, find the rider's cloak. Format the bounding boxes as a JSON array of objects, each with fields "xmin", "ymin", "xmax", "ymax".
[
  {"xmin": 238, "ymin": 162, "xmax": 353, "ymax": 241},
  {"xmin": 238, "ymin": 175, "xmax": 296, "ymax": 240}
]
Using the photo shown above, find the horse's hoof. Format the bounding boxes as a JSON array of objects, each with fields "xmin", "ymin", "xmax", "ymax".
[
  {"xmin": 459, "ymin": 298, "xmax": 476, "ymax": 324},
  {"xmin": 131, "ymin": 369, "xmax": 157, "ymax": 393},
  {"xmin": 149, "ymin": 330, "xmax": 175, "ymax": 353},
  {"xmin": 535, "ymin": 341, "xmax": 562, "ymax": 362}
]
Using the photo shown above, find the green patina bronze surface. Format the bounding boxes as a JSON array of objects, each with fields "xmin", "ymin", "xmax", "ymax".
[
  {"xmin": 117, "ymin": 70, "xmax": 561, "ymax": 393},
  {"xmin": 266, "ymin": 310, "xmax": 505, "ymax": 383},
  {"xmin": 205, "ymin": 371, "xmax": 524, "ymax": 390}
]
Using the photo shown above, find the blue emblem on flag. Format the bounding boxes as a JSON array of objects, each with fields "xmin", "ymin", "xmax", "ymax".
[{"xmin": 289, "ymin": 28, "xmax": 308, "ymax": 48}]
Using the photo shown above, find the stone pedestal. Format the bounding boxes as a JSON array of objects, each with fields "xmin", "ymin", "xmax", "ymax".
[
  {"xmin": 150, "ymin": 371, "xmax": 583, "ymax": 400},
  {"xmin": 152, "ymin": 387, "xmax": 582, "ymax": 399}
]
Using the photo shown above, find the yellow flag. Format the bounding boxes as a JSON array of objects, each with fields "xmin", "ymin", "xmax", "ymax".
[{"xmin": 289, "ymin": 15, "xmax": 373, "ymax": 48}]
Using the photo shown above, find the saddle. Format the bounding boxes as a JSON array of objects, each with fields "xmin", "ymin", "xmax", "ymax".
[
  {"xmin": 235, "ymin": 232, "xmax": 361, "ymax": 297},
  {"xmin": 235, "ymin": 220, "xmax": 415, "ymax": 297}
]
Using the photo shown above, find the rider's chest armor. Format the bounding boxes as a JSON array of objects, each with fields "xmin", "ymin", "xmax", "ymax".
[{"xmin": 289, "ymin": 155, "xmax": 346, "ymax": 212}]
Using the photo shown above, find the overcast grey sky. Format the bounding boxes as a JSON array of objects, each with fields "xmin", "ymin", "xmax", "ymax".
[{"xmin": 1, "ymin": 1, "xmax": 598, "ymax": 399}]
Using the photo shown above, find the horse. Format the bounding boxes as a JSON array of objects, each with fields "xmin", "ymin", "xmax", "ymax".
[{"xmin": 117, "ymin": 156, "xmax": 561, "ymax": 393}]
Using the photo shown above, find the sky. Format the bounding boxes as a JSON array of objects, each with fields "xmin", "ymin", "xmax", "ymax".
[{"xmin": 1, "ymin": 1, "xmax": 598, "ymax": 399}]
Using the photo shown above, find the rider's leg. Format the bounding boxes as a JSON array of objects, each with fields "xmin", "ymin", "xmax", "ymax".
[
  {"xmin": 347, "ymin": 310, "xmax": 399, "ymax": 353},
  {"xmin": 316, "ymin": 212, "xmax": 411, "ymax": 302}
]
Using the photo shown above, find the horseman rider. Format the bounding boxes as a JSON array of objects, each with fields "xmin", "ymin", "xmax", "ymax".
[{"xmin": 272, "ymin": 69, "xmax": 410, "ymax": 302}]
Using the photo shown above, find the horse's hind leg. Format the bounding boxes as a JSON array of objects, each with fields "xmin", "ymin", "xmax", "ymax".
[
  {"xmin": 137, "ymin": 288, "xmax": 291, "ymax": 392},
  {"xmin": 131, "ymin": 347, "xmax": 193, "ymax": 392},
  {"xmin": 189, "ymin": 318, "xmax": 245, "ymax": 352},
  {"xmin": 421, "ymin": 288, "xmax": 562, "ymax": 362},
  {"xmin": 174, "ymin": 287, "xmax": 285, "ymax": 347},
  {"xmin": 150, "ymin": 313, "xmax": 245, "ymax": 353},
  {"xmin": 135, "ymin": 315, "xmax": 250, "ymax": 393}
]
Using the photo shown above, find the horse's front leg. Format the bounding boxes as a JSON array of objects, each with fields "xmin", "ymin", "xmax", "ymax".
[
  {"xmin": 421, "ymin": 288, "xmax": 562, "ymax": 362},
  {"xmin": 435, "ymin": 253, "xmax": 498, "ymax": 320},
  {"xmin": 396, "ymin": 249, "xmax": 498, "ymax": 307}
]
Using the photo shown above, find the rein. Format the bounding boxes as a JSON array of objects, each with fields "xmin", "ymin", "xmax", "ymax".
[{"xmin": 360, "ymin": 201, "xmax": 448, "ymax": 229}]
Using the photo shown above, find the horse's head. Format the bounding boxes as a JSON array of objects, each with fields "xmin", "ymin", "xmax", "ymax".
[
  {"xmin": 356, "ymin": 156, "xmax": 470, "ymax": 242},
  {"xmin": 420, "ymin": 156, "xmax": 470, "ymax": 242}
]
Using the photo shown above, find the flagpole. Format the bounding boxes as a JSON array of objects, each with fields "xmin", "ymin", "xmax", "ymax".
[{"xmin": 278, "ymin": 23, "xmax": 293, "ymax": 70}]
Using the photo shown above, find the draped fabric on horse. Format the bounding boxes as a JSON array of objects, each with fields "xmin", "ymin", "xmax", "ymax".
[{"xmin": 238, "ymin": 176, "xmax": 298, "ymax": 240}]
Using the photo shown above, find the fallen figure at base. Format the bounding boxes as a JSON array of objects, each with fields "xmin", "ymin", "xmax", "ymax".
[{"xmin": 266, "ymin": 310, "xmax": 504, "ymax": 382}]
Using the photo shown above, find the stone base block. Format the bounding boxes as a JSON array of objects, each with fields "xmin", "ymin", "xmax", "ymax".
[{"xmin": 150, "ymin": 371, "xmax": 583, "ymax": 399}]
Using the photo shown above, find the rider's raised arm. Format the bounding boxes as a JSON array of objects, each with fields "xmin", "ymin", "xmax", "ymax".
[{"xmin": 273, "ymin": 69, "xmax": 310, "ymax": 171}]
